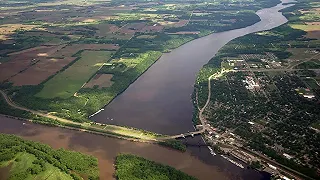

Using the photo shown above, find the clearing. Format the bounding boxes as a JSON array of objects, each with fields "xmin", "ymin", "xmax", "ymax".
[{"xmin": 84, "ymin": 74, "xmax": 114, "ymax": 89}]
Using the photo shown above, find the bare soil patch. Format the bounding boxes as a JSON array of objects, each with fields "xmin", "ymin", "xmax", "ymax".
[
  {"xmin": 84, "ymin": 74, "xmax": 114, "ymax": 89},
  {"xmin": 140, "ymin": 24, "xmax": 164, "ymax": 33},
  {"xmin": 8, "ymin": 46, "xmax": 52, "ymax": 56},
  {"xmin": 94, "ymin": 24, "xmax": 119, "ymax": 36},
  {"xmin": 0, "ymin": 59, "xmax": 31, "ymax": 82},
  {"xmin": 0, "ymin": 45, "xmax": 66, "ymax": 83},
  {"xmin": 9, "ymin": 57, "xmax": 76, "ymax": 86},
  {"xmin": 123, "ymin": 23, "xmax": 146, "ymax": 32},
  {"xmin": 306, "ymin": 22, "xmax": 320, "ymax": 26},
  {"xmin": 306, "ymin": 31, "xmax": 320, "ymax": 39},
  {"xmin": 159, "ymin": 20, "xmax": 188, "ymax": 27},
  {"xmin": 0, "ymin": 24, "xmax": 38, "ymax": 40}
]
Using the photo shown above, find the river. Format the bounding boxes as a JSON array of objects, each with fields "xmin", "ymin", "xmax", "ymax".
[
  {"xmin": 1, "ymin": 1, "xmax": 295, "ymax": 180},
  {"xmin": 93, "ymin": 0, "xmax": 295, "ymax": 135}
]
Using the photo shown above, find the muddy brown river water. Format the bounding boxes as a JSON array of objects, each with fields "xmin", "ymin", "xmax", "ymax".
[{"xmin": 0, "ymin": 117, "xmax": 234, "ymax": 180}]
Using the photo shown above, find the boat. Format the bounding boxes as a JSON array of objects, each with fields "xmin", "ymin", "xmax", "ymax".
[
  {"xmin": 221, "ymin": 155, "xmax": 244, "ymax": 169},
  {"xmin": 207, "ymin": 146, "xmax": 216, "ymax": 156}
]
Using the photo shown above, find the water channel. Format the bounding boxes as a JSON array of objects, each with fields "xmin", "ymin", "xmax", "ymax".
[{"xmin": 0, "ymin": 1, "xmax": 295, "ymax": 179}]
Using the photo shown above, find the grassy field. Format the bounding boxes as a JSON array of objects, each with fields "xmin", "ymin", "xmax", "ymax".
[
  {"xmin": 84, "ymin": 123, "xmax": 165, "ymax": 140},
  {"xmin": 36, "ymin": 50, "xmax": 114, "ymax": 99},
  {"xmin": 289, "ymin": 23, "xmax": 320, "ymax": 31},
  {"xmin": 33, "ymin": 164, "xmax": 73, "ymax": 180}
]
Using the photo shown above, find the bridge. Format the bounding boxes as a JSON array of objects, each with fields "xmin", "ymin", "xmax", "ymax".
[{"xmin": 157, "ymin": 128, "xmax": 206, "ymax": 140}]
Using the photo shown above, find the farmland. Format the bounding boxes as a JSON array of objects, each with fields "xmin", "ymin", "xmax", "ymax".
[
  {"xmin": 84, "ymin": 74, "xmax": 114, "ymax": 89},
  {"xmin": 36, "ymin": 50, "xmax": 114, "ymax": 99}
]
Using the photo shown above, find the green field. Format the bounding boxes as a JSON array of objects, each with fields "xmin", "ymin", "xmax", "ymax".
[
  {"xmin": 289, "ymin": 24, "xmax": 320, "ymax": 31},
  {"xmin": 36, "ymin": 50, "xmax": 114, "ymax": 99}
]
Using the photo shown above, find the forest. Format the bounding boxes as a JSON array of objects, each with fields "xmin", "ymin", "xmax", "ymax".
[
  {"xmin": 158, "ymin": 139, "xmax": 187, "ymax": 152},
  {"xmin": 0, "ymin": 134, "xmax": 99, "ymax": 180},
  {"xmin": 115, "ymin": 154, "xmax": 196, "ymax": 180}
]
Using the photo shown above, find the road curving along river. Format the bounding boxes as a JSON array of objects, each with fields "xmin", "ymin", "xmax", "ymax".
[{"xmin": 0, "ymin": 1, "xmax": 295, "ymax": 180}]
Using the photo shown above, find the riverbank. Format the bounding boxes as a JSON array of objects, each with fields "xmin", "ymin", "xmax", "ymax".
[
  {"xmin": 0, "ymin": 89, "xmax": 167, "ymax": 141},
  {"xmin": 0, "ymin": 116, "xmax": 232, "ymax": 180},
  {"xmin": 0, "ymin": 89, "xmax": 191, "ymax": 153}
]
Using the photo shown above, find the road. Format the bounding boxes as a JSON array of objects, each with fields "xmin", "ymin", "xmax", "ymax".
[
  {"xmin": 0, "ymin": 89, "xmax": 80, "ymax": 125},
  {"xmin": 0, "ymin": 90, "xmax": 160, "ymax": 142},
  {"xmin": 158, "ymin": 70, "xmax": 229, "ymax": 140},
  {"xmin": 237, "ymin": 68, "xmax": 320, "ymax": 72},
  {"xmin": 199, "ymin": 69, "xmax": 230, "ymax": 129},
  {"xmin": 287, "ymin": 53, "xmax": 320, "ymax": 69}
]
